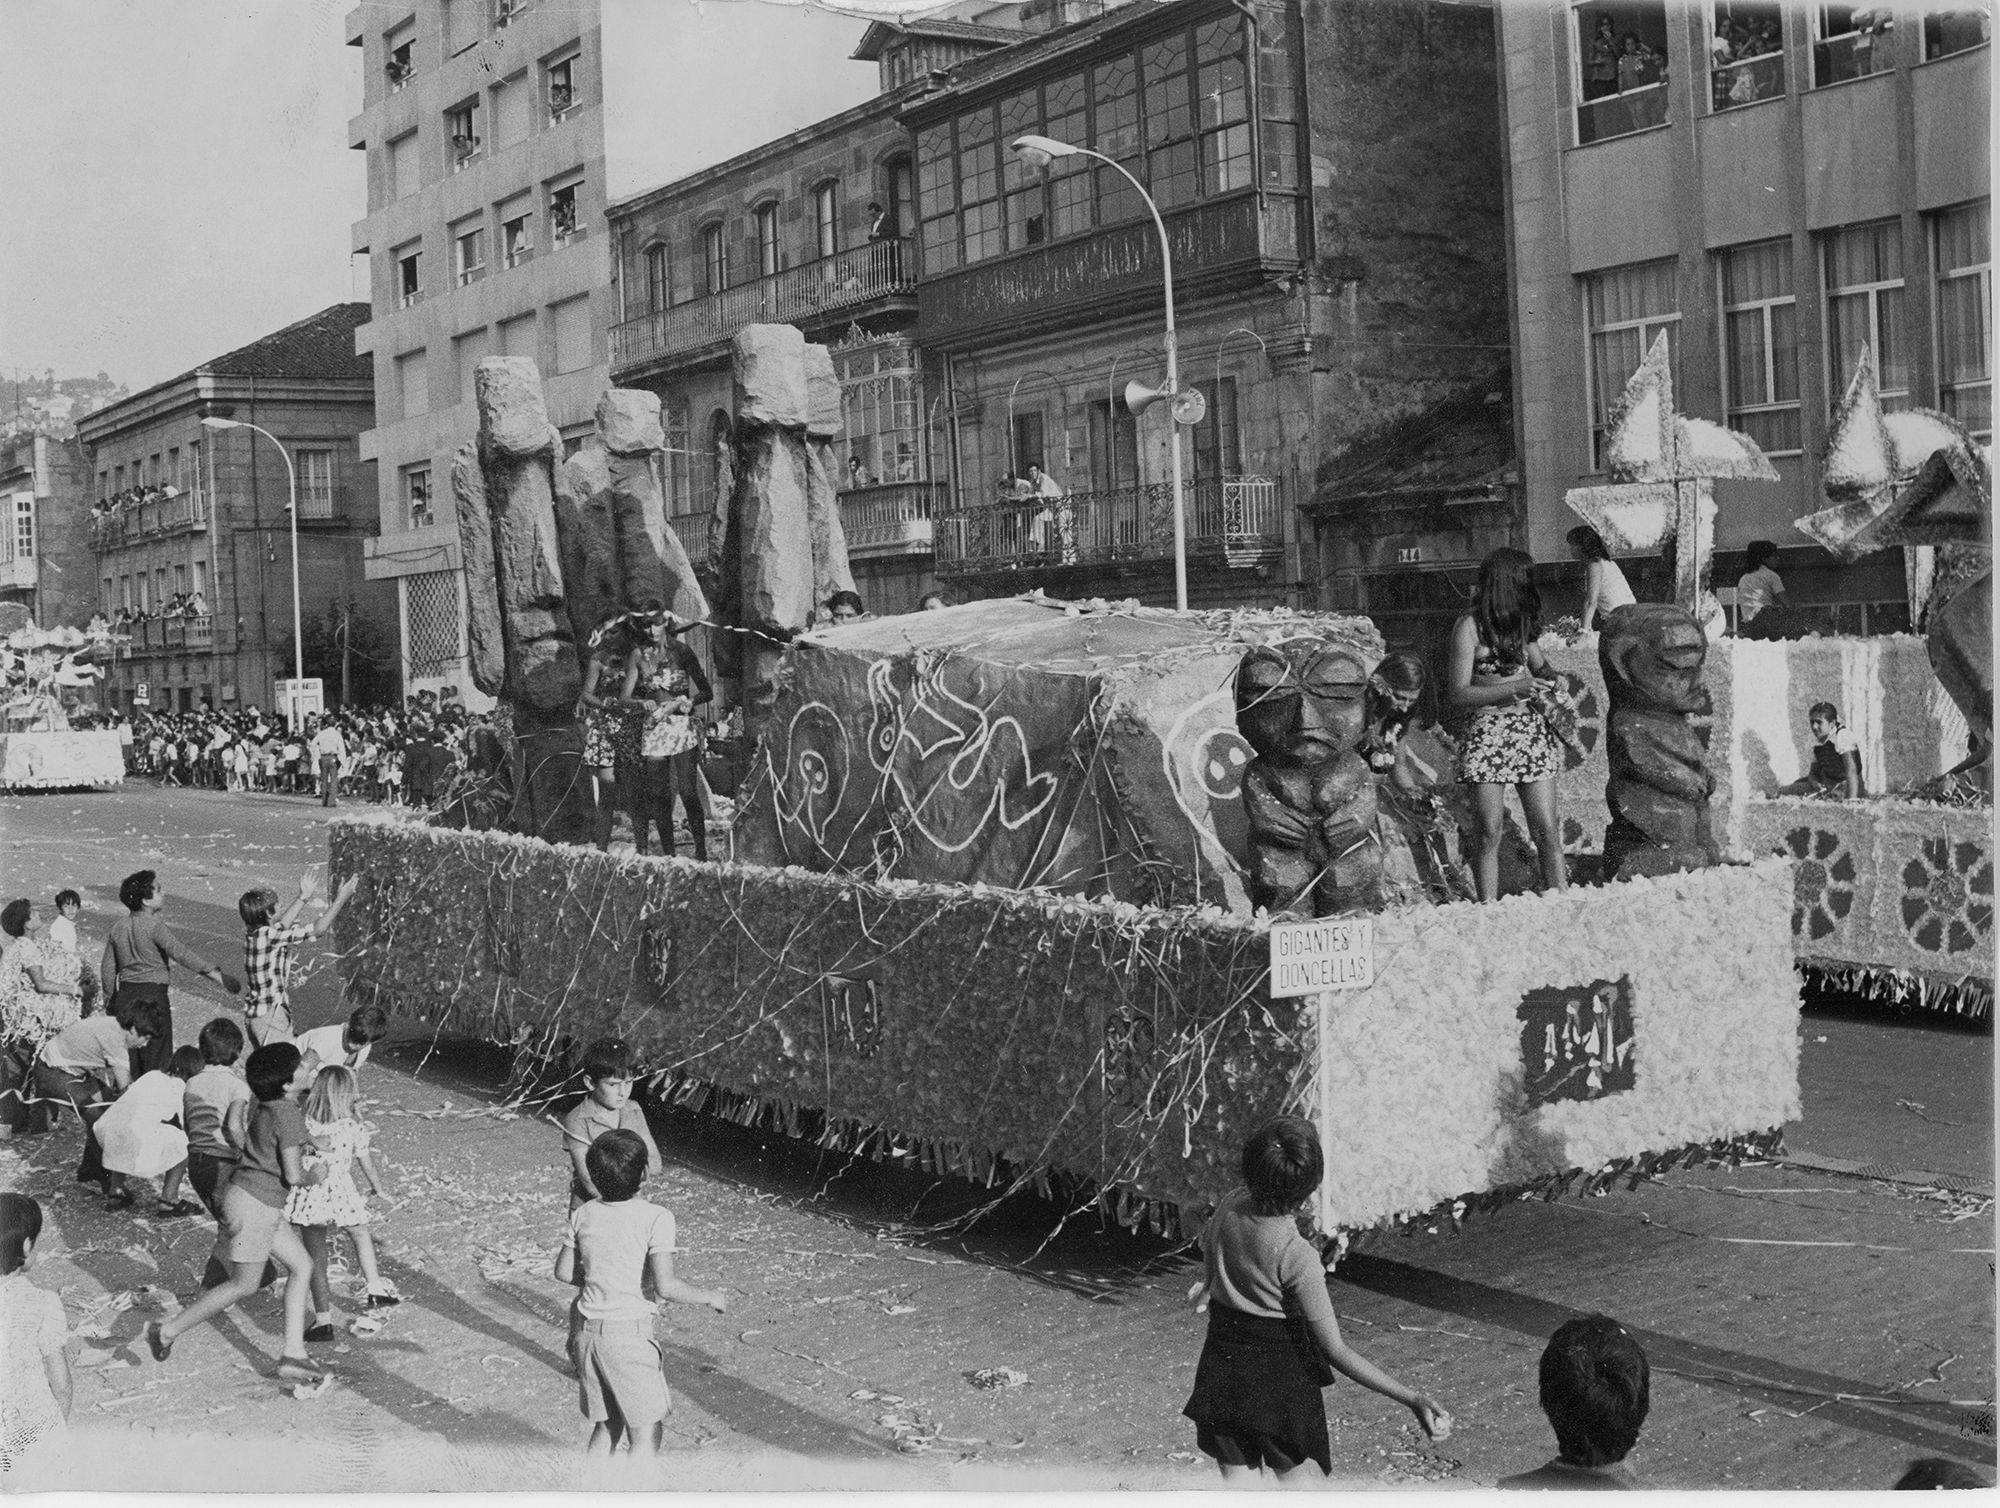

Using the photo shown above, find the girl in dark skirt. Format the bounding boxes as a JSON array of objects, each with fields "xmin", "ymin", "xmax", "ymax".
[{"xmin": 1183, "ymin": 1117, "xmax": 1451, "ymax": 1482}]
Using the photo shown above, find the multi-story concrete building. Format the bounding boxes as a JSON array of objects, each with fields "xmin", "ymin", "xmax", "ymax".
[
  {"xmin": 347, "ymin": 0, "xmax": 610, "ymax": 704},
  {"xmin": 0, "ymin": 432, "xmax": 93, "ymax": 628},
  {"xmin": 1497, "ymin": 0, "xmax": 1989, "ymax": 632},
  {"xmin": 75, "ymin": 305, "xmax": 388, "ymax": 716}
]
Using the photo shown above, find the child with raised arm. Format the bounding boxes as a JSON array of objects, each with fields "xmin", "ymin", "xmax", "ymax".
[
  {"xmin": 554, "ymin": 1130, "xmax": 726, "ymax": 1456},
  {"xmin": 239, "ymin": 872, "xmax": 361, "ymax": 1048},
  {"xmin": 1182, "ymin": 1117, "xmax": 1450, "ymax": 1483}
]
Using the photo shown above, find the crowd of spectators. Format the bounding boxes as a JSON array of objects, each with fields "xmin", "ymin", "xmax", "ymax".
[
  {"xmin": 90, "ymin": 597, "xmax": 208, "ymax": 634},
  {"xmin": 1710, "ymin": 15, "xmax": 1783, "ymax": 105},
  {"xmin": 90, "ymin": 484, "xmax": 189, "ymax": 521},
  {"xmin": 87, "ymin": 696, "xmax": 488, "ymax": 810}
]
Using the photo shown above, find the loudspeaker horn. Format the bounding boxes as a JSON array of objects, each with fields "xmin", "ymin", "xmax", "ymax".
[{"xmin": 1123, "ymin": 380, "xmax": 1173, "ymax": 416}]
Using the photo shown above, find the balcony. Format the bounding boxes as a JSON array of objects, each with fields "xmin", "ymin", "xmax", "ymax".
[
  {"xmin": 839, "ymin": 480, "xmax": 941, "ymax": 558},
  {"xmin": 934, "ymin": 475, "xmax": 1284, "ymax": 578},
  {"xmin": 918, "ymin": 193, "xmax": 1301, "ymax": 349},
  {"xmin": 0, "ymin": 556, "xmax": 35, "ymax": 591},
  {"xmin": 611, "ymin": 238, "xmax": 918, "ymax": 375},
  {"xmin": 89, "ymin": 493, "xmax": 209, "ymax": 552}
]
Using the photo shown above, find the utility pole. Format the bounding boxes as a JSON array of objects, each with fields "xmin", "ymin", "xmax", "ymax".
[{"xmin": 339, "ymin": 598, "xmax": 352, "ymax": 707}]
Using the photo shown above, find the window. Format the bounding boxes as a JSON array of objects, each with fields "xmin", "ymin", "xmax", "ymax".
[
  {"xmin": 1011, "ymin": 410, "xmax": 1046, "ymax": 477},
  {"xmin": 173, "ymin": 564, "xmax": 186, "ymax": 596},
  {"xmin": 702, "ymin": 223, "xmax": 728, "ymax": 294},
  {"xmin": 386, "ymin": 31, "xmax": 414, "ymax": 89},
  {"xmin": 1196, "ymin": 15, "xmax": 1252, "ymax": 195},
  {"xmin": 814, "ymin": 181, "xmax": 840, "ymax": 260},
  {"xmin": 1001, "ymin": 91, "xmax": 1045, "ymax": 251},
  {"xmin": 1925, "ymin": 5, "xmax": 1990, "ymax": 58},
  {"xmin": 957, "ymin": 108, "xmax": 1002, "ymax": 264},
  {"xmin": 1143, "ymin": 34, "xmax": 1198, "ymax": 210},
  {"xmin": 447, "ymin": 100, "xmax": 481, "ymax": 168},
  {"xmin": 552, "ymin": 295, "xmax": 592, "ymax": 374},
  {"xmin": 755, "ymin": 203, "xmax": 781, "ymax": 277},
  {"xmin": 397, "ymin": 348, "xmax": 430, "ymax": 421},
  {"xmin": 1812, "ymin": 5, "xmax": 1895, "ymax": 85},
  {"xmin": 498, "ymin": 311, "xmax": 537, "ymax": 361},
  {"xmin": 549, "ymin": 180, "xmax": 581, "ymax": 246},
  {"xmin": 1585, "ymin": 260, "xmax": 1681, "ymax": 466},
  {"xmin": 120, "ymin": 576, "xmax": 131, "ymax": 610},
  {"xmin": 885, "ymin": 155, "xmax": 914, "ymax": 239},
  {"xmin": 546, "ymin": 53, "xmax": 577, "ymax": 120},
  {"xmin": 453, "ymin": 217, "xmax": 486, "ymax": 286},
  {"xmin": 495, "ymin": 0, "xmax": 525, "ymax": 26},
  {"xmin": 404, "ymin": 570, "xmax": 463, "ymax": 675},
  {"xmin": 1709, "ymin": 2, "xmax": 1785, "ymax": 110},
  {"xmin": 836, "ymin": 339, "xmax": 926, "ymax": 484},
  {"xmin": 1823, "ymin": 220, "xmax": 1908, "ymax": 406},
  {"xmin": 884, "ymin": 42, "xmax": 915, "ymax": 90},
  {"xmin": 193, "ymin": 560, "xmax": 206, "ymax": 597},
  {"xmin": 1043, "ymin": 75, "xmax": 1091, "ymax": 239},
  {"xmin": 1087, "ymin": 396, "xmax": 1139, "ymax": 490},
  {"xmin": 916, "ymin": 126, "xmax": 958, "ymax": 275},
  {"xmin": 297, "ymin": 448, "xmax": 336, "ymax": 518},
  {"xmin": 114, "ymin": 464, "xmax": 125, "ymax": 491},
  {"xmin": 1720, "ymin": 240, "xmax": 1801, "ymax": 453},
  {"xmin": 454, "ymin": 326, "xmax": 493, "ymax": 401},
  {"xmin": 154, "ymin": 568, "xmax": 166, "ymax": 605},
  {"xmin": 643, "ymin": 244, "xmax": 669, "ymax": 312},
  {"xmin": 102, "ymin": 577, "xmax": 114, "ymax": 613},
  {"xmin": 404, "ymin": 465, "xmax": 435, "ymax": 530},
  {"xmin": 1573, "ymin": 2, "xmax": 1670, "ymax": 145},
  {"xmin": 492, "ymin": 71, "xmax": 531, "ymax": 150},
  {"xmin": 98, "ymin": 472, "xmax": 108, "ymax": 502},
  {"xmin": 389, "ymin": 130, "xmax": 420, "ymax": 200},
  {"xmin": 501, "ymin": 203, "xmax": 533, "ymax": 268},
  {"xmin": 1935, "ymin": 201, "xmax": 1991, "ymax": 436},
  {"xmin": 664, "ymin": 400, "xmax": 692, "ymax": 516},
  {"xmin": 13, "ymin": 495, "xmax": 34, "ymax": 559},
  {"xmin": 1093, "ymin": 53, "xmax": 1143, "ymax": 224},
  {"xmin": 1190, "ymin": 377, "xmax": 1242, "ymax": 477},
  {"xmin": 396, "ymin": 243, "xmax": 422, "ymax": 307}
]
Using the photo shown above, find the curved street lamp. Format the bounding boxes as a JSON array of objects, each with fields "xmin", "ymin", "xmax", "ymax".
[
  {"xmin": 201, "ymin": 417, "xmax": 304, "ymax": 729},
  {"xmin": 1011, "ymin": 134, "xmax": 1190, "ymax": 611}
]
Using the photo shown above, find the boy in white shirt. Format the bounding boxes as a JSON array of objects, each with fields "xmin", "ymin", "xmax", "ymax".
[{"xmin": 46, "ymin": 891, "xmax": 81, "ymax": 957}]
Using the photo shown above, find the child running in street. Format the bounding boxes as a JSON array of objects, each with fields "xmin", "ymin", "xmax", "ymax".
[
  {"xmin": 559, "ymin": 1039, "xmax": 664, "ymax": 1355},
  {"xmin": 554, "ymin": 1130, "xmax": 726, "ymax": 1455},
  {"xmin": 1182, "ymin": 1117, "xmax": 1451, "ymax": 1482},
  {"xmin": 287, "ymin": 1064, "xmax": 399, "ymax": 1341},
  {"xmin": 0, "ymin": 1194, "xmax": 72, "ymax": 1475},
  {"xmin": 144, "ymin": 1042, "xmax": 329, "ymax": 1386}
]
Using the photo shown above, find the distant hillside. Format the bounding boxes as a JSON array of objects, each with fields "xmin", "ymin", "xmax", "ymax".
[{"xmin": 1, "ymin": 369, "xmax": 130, "ymax": 439}]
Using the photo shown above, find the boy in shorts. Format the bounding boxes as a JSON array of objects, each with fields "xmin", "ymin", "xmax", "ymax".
[
  {"xmin": 182, "ymin": 1018, "xmax": 252, "ymax": 1219},
  {"xmin": 554, "ymin": 1130, "xmax": 726, "ymax": 1455},
  {"xmin": 560, "ymin": 1037, "xmax": 662, "ymax": 1209},
  {"xmin": 144, "ymin": 1042, "xmax": 328, "ymax": 1386}
]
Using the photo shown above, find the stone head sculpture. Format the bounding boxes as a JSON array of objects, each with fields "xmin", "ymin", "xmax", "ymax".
[
  {"xmin": 1599, "ymin": 602, "xmax": 1711, "ymax": 719},
  {"xmin": 1598, "ymin": 601, "xmax": 1717, "ymax": 880},
  {"xmin": 1235, "ymin": 640, "xmax": 1370, "ymax": 767}
]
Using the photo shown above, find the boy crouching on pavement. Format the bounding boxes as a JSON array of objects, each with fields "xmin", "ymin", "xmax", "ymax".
[{"xmin": 554, "ymin": 1129, "xmax": 726, "ymax": 1456}]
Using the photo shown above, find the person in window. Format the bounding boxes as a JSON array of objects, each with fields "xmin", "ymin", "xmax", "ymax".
[
  {"xmin": 866, "ymin": 202, "xmax": 890, "ymax": 242},
  {"xmin": 1615, "ymin": 33, "xmax": 1651, "ymax": 92},
  {"xmin": 847, "ymin": 456, "xmax": 873, "ymax": 488},
  {"xmin": 1585, "ymin": 14, "xmax": 1619, "ymax": 98},
  {"xmin": 1735, "ymin": 539, "xmax": 1790, "ymax": 630}
]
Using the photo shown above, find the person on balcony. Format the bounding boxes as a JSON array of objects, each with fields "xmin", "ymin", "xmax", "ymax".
[
  {"xmin": 847, "ymin": 457, "xmax": 874, "ymax": 489},
  {"xmin": 866, "ymin": 202, "xmax": 890, "ymax": 241},
  {"xmin": 1026, "ymin": 465, "xmax": 1076, "ymax": 566}
]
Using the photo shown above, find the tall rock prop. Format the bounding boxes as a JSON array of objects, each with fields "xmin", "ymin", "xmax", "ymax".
[
  {"xmin": 721, "ymin": 326, "xmax": 856, "ymax": 768},
  {"xmin": 555, "ymin": 388, "xmax": 709, "ymax": 645},
  {"xmin": 1598, "ymin": 602, "xmax": 1718, "ymax": 881},
  {"xmin": 453, "ymin": 357, "xmax": 591, "ymax": 843}
]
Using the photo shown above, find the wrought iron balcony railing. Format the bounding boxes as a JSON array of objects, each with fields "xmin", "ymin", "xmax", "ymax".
[
  {"xmin": 934, "ymin": 475, "xmax": 1284, "ymax": 576},
  {"xmin": 611, "ymin": 238, "xmax": 917, "ymax": 373},
  {"xmin": 838, "ymin": 480, "xmax": 940, "ymax": 557},
  {"xmin": 89, "ymin": 493, "xmax": 208, "ymax": 551}
]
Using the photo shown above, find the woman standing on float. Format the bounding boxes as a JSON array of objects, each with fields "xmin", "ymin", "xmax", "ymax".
[
  {"xmin": 576, "ymin": 613, "xmax": 645, "ymax": 852},
  {"xmin": 619, "ymin": 602, "xmax": 713, "ymax": 860},
  {"xmin": 1446, "ymin": 548, "xmax": 1568, "ymax": 902}
]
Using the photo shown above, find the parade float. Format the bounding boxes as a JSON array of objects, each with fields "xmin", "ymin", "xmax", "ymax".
[
  {"xmin": 332, "ymin": 332, "xmax": 1804, "ymax": 1237},
  {"xmin": 0, "ymin": 615, "xmax": 124, "ymax": 792}
]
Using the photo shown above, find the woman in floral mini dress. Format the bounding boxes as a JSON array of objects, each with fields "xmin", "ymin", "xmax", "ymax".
[
  {"xmin": 576, "ymin": 614, "xmax": 645, "ymax": 852},
  {"xmin": 620, "ymin": 605, "xmax": 713, "ymax": 860},
  {"xmin": 1446, "ymin": 548, "xmax": 1568, "ymax": 902}
]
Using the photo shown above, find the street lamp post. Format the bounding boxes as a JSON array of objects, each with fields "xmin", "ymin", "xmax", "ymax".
[
  {"xmin": 200, "ymin": 417, "xmax": 304, "ymax": 729},
  {"xmin": 1010, "ymin": 134, "xmax": 1190, "ymax": 612}
]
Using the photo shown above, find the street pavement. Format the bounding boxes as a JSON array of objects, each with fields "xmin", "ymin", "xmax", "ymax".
[{"xmin": 0, "ymin": 780, "xmax": 1991, "ymax": 1492}]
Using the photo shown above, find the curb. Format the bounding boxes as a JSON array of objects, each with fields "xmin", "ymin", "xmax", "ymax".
[{"xmin": 1781, "ymin": 1150, "xmax": 1994, "ymax": 1197}]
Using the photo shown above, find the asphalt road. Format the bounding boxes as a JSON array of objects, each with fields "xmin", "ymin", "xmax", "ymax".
[{"xmin": 0, "ymin": 780, "xmax": 1990, "ymax": 1491}]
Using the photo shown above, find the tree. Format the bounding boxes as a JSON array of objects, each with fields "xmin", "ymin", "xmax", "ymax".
[{"xmin": 273, "ymin": 601, "xmax": 401, "ymax": 707}]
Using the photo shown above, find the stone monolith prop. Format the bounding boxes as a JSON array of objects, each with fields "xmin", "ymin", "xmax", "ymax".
[{"xmin": 1598, "ymin": 602, "xmax": 1718, "ymax": 881}]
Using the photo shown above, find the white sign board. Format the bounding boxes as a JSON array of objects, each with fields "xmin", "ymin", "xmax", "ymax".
[
  {"xmin": 276, "ymin": 677, "xmax": 324, "ymax": 729},
  {"xmin": 1268, "ymin": 917, "xmax": 1375, "ymax": 997}
]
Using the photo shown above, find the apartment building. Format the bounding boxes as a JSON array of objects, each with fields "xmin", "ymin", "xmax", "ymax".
[
  {"xmin": 75, "ymin": 305, "xmax": 387, "ymax": 715},
  {"xmin": 347, "ymin": 0, "xmax": 610, "ymax": 704},
  {"xmin": 0, "ymin": 432, "xmax": 92, "ymax": 629},
  {"xmin": 1498, "ymin": 0, "xmax": 1989, "ymax": 633}
]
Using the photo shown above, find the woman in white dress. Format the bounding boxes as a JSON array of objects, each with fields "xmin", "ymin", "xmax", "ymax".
[{"xmin": 1567, "ymin": 525, "xmax": 1636, "ymax": 634}]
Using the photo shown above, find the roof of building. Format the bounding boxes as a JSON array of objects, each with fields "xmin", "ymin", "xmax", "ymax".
[
  {"xmin": 193, "ymin": 303, "xmax": 373, "ymax": 384},
  {"xmin": 851, "ymin": 16, "xmax": 1027, "ymax": 61},
  {"xmin": 1310, "ymin": 371, "xmax": 1517, "ymax": 511}
]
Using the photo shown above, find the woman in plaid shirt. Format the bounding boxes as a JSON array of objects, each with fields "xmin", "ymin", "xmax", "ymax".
[{"xmin": 238, "ymin": 872, "xmax": 360, "ymax": 1047}]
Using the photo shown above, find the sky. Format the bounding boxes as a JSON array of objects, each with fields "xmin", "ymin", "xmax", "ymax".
[{"xmin": 0, "ymin": 0, "xmax": 886, "ymax": 392}]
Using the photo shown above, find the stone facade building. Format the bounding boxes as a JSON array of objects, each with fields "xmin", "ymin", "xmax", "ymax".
[
  {"xmin": 75, "ymin": 305, "xmax": 390, "ymax": 717},
  {"xmin": 348, "ymin": 0, "xmax": 610, "ymax": 704},
  {"xmin": 1496, "ymin": 0, "xmax": 1989, "ymax": 633},
  {"xmin": 0, "ymin": 433, "xmax": 93, "ymax": 629}
]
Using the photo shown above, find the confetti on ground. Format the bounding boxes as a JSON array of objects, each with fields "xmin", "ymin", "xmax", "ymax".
[
  {"xmin": 350, "ymin": 1315, "xmax": 384, "ymax": 1337},
  {"xmin": 288, "ymin": 1375, "xmax": 338, "ymax": 1401},
  {"xmin": 966, "ymin": 1367, "xmax": 1028, "ymax": 1390}
]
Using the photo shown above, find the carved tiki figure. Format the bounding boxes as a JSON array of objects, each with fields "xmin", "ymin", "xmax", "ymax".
[
  {"xmin": 1236, "ymin": 638, "xmax": 1382, "ymax": 916},
  {"xmin": 1598, "ymin": 602, "xmax": 1719, "ymax": 880}
]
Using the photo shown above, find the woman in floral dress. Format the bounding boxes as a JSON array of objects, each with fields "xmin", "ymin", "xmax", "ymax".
[
  {"xmin": 0, "ymin": 902, "xmax": 83, "ymax": 1138},
  {"xmin": 576, "ymin": 614, "xmax": 646, "ymax": 852},
  {"xmin": 619, "ymin": 605, "xmax": 713, "ymax": 860},
  {"xmin": 1445, "ymin": 549, "xmax": 1568, "ymax": 902}
]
